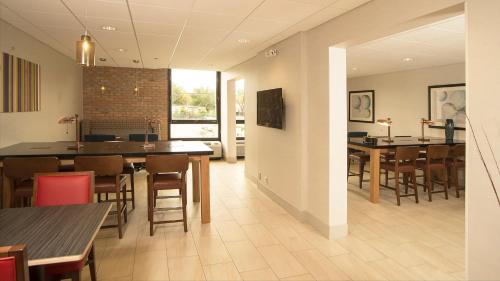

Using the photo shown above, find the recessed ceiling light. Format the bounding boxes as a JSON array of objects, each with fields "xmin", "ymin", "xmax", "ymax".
[
  {"xmin": 99, "ymin": 58, "xmax": 107, "ymax": 62},
  {"xmin": 238, "ymin": 38, "xmax": 250, "ymax": 44},
  {"xmin": 403, "ymin": 57, "xmax": 414, "ymax": 62},
  {"xmin": 116, "ymin": 48, "xmax": 126, "ymax": 52},
  {"xmin": 101, "ymin": 25, "xmax": 117, "ymax": 31},
  {"xmin": 153, "ymin": 57, "xmax": 159, "ymax": 60},
  {"xmin": 352, "ymin": 67, "xmax": 358, "ymax": 71},
  {"xmin": 133, "ymin": 59, "xmax": 140, "ymax": 64}
]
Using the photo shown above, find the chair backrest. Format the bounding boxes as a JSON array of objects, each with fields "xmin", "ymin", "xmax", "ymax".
[
  {"xmin": 129, "ymin": 134, "xmax": 159, "ymax": 142},
  {"xmin": 3, "ymin": 157, "xmax": 60, "ymax": 180},
  {"xmin": 347, "ymin": 131, "xmax": 368, "ymax": 138},
  {"xmin": 33, "ymin": 172, "xmax": 94, "ymax": 206},
  {"xmin": 395, "ymin": 146, "xmax": 421, "ymax": 166},
  {"xmin": 146, "ymin": 154, "xmax": 189, "ymax": 175},
  {"xmin": 449, "ymin": 144, "xmax": 465, "ymax": 158},
  {"xmin": 84, "ymin": 134, "xmax": 116, "ymax": 142},
  {"xmin": 426, "ymin": 145, "xmax": 449, "ymax": 163},
  {"xmin": 0, "ymin": 244, "xmax": 29, "ymax": 281},
  {"xmin": 74, "ymin": 155, "xmax": 123, "ymax": 176}
]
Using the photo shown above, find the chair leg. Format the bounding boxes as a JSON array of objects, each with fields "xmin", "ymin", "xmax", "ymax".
[
  {"xmin": 385, "ymin": 169, "xmax": 389, "ymax": 186},
  {"xmin": 154, "ymin": 190, "xmax": 158, "ymax": 207},
  {"xmin": 70, "ymin": 271, "xmax": 81, "ymax": 281},
  {"xmin": 347, "ymin": 157, "xmax": 351, "ymax": 178},
  {"xmin": 122, "ymin": 184, "xmax": 128, "ymax": 223},
  {"xmin": 395, "ymin": 171, "xmax": 401, "ymax": 206},
  {"xmin": 443, "ymin": 169, "xmax": 449, "ymax": 200},
  {"xmin": 426, "ymin": 168, "xmax": 432, "ymax": 202},
  {"xmin": 359, "ymin": 160, "xmax": 365, "ymax": 189},
  {"xmin": 149, "ymin": 187, "xmax": 154, "ymax": 236},
  {"xmin": 182, "ymin": 185, "xmax": 188, "ymax": 232},
  {"xmin": 116, "ymin": 190, "xmax": 123, "ymax": 239},
  {"xmin": 88, "ymin": 246, "xmax": 97, "ymax": 281},
  {"xmin": 403, "ymin": 174, "xmax": 409, "ymax": 194},
  {"xmin": 411, "ymin": 171, "xmax": 419, "ymax": 203},
  {"xmin": 454, "ymin": 167, "xmax": 460, "ymax": 198},
  {"xmin": 130, "ymin": 172, "xmax": 135, "ymax": 209}
]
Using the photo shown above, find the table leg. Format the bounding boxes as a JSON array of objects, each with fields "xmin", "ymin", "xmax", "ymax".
[
  {"xmin": 29, "ymin": 265, "xmax": 46, "ymax": 281},
  {"xmin": 192, "ymin": 160, "xmax": 200, "ymax": 203},
  {"xmin": 200, "ymin": 155, "xmax": 211, "ymax": 223},
  {"xmin": 369, "ymin": 148, "xmax": 381, "ymax": 203}
]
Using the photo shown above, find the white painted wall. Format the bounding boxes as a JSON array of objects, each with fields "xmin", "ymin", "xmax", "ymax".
[
  {"xmin": 220, "ymin": 78, "xmax": 237, "ymax": 162},
  {"xmin": 348, "ymin": 63, "xmax": 465, "ymax": 139},
  {"xmin": 224, "ymin": 0, "xmax": 465, "ymax": 237},
  {"xmin": 0, "ymin": 19, "xmax": 82, "ymax": 148},
  {"xmin": 465, "ymin": 0, "xmax": 500, "ymax": 279}
]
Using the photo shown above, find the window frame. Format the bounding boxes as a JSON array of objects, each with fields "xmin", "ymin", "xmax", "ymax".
[{"xmin": 167, "ymin": 69, "xmax": 221, "ymax": 141}]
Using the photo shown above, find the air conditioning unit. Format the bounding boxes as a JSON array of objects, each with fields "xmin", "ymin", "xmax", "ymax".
[
  {"xmin": 236, "ymin": 140, "xmax": 245, "ymax": 158},
  {"xmin": 204, "ymin": 141, "xmax": 222, "ymax": 159}
]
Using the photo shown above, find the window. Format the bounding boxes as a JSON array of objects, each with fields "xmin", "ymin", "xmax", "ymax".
[
  {"xmin": 235, "ymin": 79, "xmax": 245, "ymax": 140},
  {"xmin": 168, "ymin": 69, "xmax": 221, "ymax": 140}
]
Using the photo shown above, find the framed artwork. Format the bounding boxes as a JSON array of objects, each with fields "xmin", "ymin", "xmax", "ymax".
[
  {"xmin": 1, "ymin": 52, "xmax": 41, "ymax": 113},
  {"xmin": 428, "ymin": 83, "xmax": 465, "ymax": 129},
  {"xmin": 349, "ymin": 90, "xmax": 375, "ymax": 123}
]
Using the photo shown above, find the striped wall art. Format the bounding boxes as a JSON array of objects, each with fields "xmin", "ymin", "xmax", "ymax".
[{"xmin": 1, "ymin": 52, "xmax": 41, "ymax": 112}]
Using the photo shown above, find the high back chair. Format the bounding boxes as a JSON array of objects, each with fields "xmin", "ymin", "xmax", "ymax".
[
  {"xmin": 75, "ymin": 155, "xmax": 128, "ymax": 238},
  {"xmin": 146, "ymin": 154, "xmax": 189, "ymax": 235},
  {"xmin": 417, "ymin": 145, "xmax": 450, "ymax": 201},
  {"xmin": 447, "ymin": 144, "xmax": 465, "ymax": 198},
  {"xmin": 0, "ymin": 244, "xmax": 29, "ymax": 281},
  {"xmin": 32, "ymin": 171, "xmax": 96, "ymax": 281},
  {"xmin": 3, "ymin": 157, "xmax": 60, "ymax": 207},
  {"xmin": 380, "ymin": 146, "xmax": 420, "ymax": 205},
  {"xmin": 347, "ymin": 132, "xmax": 370, "ymax": 188}
]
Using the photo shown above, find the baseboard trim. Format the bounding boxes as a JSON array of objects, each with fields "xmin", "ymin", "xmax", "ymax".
[{"xmin": 255, "ymin": 181, "xmax": 348, "ymax": 239}]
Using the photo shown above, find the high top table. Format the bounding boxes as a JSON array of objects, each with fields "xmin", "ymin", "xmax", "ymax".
[
  {"xmin": 348, "ymin": 137, "xmax": 465, "ymax": 203},
  {"xmin": 0, "ymin": 141, "xmax": 213, "ymax": 223}
]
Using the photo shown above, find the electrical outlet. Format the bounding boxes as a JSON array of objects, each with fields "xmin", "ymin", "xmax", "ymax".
[{"xmin": 258, "ymin": 172, "xmax": 262, "ymax": 180}]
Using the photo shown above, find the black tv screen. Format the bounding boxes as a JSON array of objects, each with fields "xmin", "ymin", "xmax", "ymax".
[{"xmin": 257, "ymin": 88, "xmax": 284, "ymax": 129}]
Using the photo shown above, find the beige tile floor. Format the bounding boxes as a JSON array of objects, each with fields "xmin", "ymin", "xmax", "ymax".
[{"xmin": 83, "ymin": 160, "xmax": 465, "ymax": 281}]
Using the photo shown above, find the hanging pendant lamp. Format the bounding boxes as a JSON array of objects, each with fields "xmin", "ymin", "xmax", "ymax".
[{"xmin": 76, "ymin": 32, "xmax": 95, "ymax": 67}]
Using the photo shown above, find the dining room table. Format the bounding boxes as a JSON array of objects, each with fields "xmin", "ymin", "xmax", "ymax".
[
  {"xmin": 0, "ymin": 140, "xmax": 213, "ymax": 223},
  {"xmin": 348, "ymin": 136, "xmax": 465, "ymax": 203},
  {"xmin": 0, "ymin": 203, "xmax": 112, "ymax": 281}
]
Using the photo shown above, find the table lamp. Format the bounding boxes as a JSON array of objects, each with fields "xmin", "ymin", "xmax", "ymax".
[
  {"xmin": 377, "ymin": 118, "xmax": 393, "ymax": 143},
  {"xmin": 58, "ymin": 114, "xmax": 82, "ymax": 150},
  {"xmin": 418, "ymin": 118, "xmax": 434, "ymax": 142}
]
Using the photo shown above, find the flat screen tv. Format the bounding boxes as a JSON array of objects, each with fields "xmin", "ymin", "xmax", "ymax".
[{"xmin": 257, "ymin": 88, "xmax": 284, "ymax": 129}]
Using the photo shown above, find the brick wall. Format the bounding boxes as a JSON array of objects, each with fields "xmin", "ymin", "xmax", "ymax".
[{"xmin": 83, "ymin": 66, "xmax": 168, "ymax": 139}]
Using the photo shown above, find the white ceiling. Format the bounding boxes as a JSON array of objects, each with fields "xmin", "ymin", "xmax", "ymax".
[
  {"xmin": 0, "ymin": 0, "xmax": 370, "ymax": 70},
  {"xmin": 347, "ymin": 15, "xmax": 465, "ymax": 78}
]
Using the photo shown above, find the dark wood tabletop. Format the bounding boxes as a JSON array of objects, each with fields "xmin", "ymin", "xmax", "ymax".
[
  {"xmin": 0, "ymin": 141, "xmax": 213, "ymax": 159},
  {"xmin": 348, "ymin": 137, "xmax": 465, "ymax": 149},
  {"xmin": 0, "ymin": 203, "xmax": 111, "ymax": 266}
]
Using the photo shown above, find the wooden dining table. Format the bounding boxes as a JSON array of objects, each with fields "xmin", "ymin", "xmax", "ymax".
[
  {"xmin": 0, "ymin": 140, "xmax": 213, "ymax": 223},
  {"xmin": 348, "ymin": 136, "xmax": 465, "ymax": 203},
  {"xmin": 0, "ymin": 203, "xmax": 112, "ymax": 281}
]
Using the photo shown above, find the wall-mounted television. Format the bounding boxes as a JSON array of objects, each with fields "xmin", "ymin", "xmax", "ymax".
[{"xmin": 257, "ymin": 88, "xmax": 284, "ymax": 129}]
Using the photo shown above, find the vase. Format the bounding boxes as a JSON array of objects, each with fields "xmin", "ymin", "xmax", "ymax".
[{"xmin": 445, "ymin": 119, "xmax": 455, "ymax": 141}]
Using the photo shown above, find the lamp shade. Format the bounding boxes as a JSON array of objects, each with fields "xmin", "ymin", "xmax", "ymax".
[
  {"xmin": 377, "ymin": 118, "xmax": 392, "ymax": 126},
  {"xmin": 76, "ymin": 35, "xmax": 95, "ymax": 67}
]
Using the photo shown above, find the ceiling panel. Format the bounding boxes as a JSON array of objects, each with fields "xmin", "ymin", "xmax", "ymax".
[
  {"xmin": 347, "ymin": 15, "xmax": 465, "ymax": 78},
  {"xmin": 1, "ymin": 0, "xmax": 370, "ymax": 69}
]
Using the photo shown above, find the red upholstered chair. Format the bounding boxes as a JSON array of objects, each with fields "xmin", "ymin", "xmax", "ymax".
[
  {"xmin": 0, "ymin": 244, "xmax": 29, "ymax": 281},
  {"xmin": 32, "ymin": 172, "xmax": 96, "ymax": 281}
]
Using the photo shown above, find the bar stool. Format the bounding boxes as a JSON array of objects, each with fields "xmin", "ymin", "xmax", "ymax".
[
  {"xmin": 380, "ymin": 146, "xmax": 420, "ymax": 206},
  {"xmin": 417, "ymin": 145, "xmax": 450, "ymax": 202},
  {"xmin": 447, "ymin": 144, "xmax": 465, "ymax": 198},
  {"xmin": 146, "ymin": 154, "xmax": 189, "ymax": 236},
  {"xmin": 75, "ymin": 155, "xmax": 128, "ymax": 239},
  {"xmin": 3, "ymin": 157, "xmax": 59, "ymax": 207}
]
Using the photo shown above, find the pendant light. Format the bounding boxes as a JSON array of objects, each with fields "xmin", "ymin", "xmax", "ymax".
[{"xmin": 76, "ymin": 31, "xmax": 95, "ymax": 67}]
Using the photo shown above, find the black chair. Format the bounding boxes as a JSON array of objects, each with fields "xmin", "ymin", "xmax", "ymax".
[
  {"xmin": 84, "ymin": 134, "xmax": 116, "ymax": 142},
  {"xmin": 347, "ymin": 132, "xmax": 370, "ymax": 188},
  {"xmin": 129, "ymin": 134, "xmax": 159, "ymax": 142}
]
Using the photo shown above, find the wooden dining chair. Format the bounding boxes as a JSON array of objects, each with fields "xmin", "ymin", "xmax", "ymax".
[
  {"xmin": 380, "ymin": 146, "xmax": 420, "ymax": 205},
  {"xmin": 3, "ymin": 157, "xmax": 60, "ymax": 207},
  {"xmin": 75, "ymin": 155, "xmax": 128, "ymax": 239},
  {"xmin": 417, "ymin": 145, "xmax": 450, "ymax": 202},
  {"xmin": 146, "ymin": 154, "xmax": 189, "ymax": 236},
  {"xmin": 347, "ymin": 132, "xmax": 370, "ymax": 188},
  {"xmin": 447, "ymin": 144, "xmax": 465, "ymax": 198},
  {"xmin": 0, "ymin": 244, "xmax": 29, "ymax": 281},
  {"xmin": 32, "ymin": 171, "xmax": 96, "ymax": 281}
]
